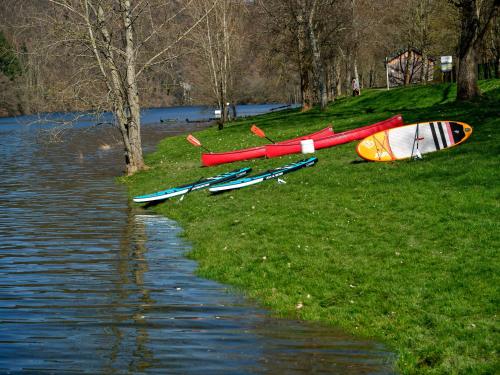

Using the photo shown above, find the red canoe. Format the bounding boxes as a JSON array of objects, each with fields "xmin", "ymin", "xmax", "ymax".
[
  {"xmin": 201, "ymin": 126, "xmax": 334, "ymax": 166},
  {"xmin": 265, "ymin": 115, "xmax": 404, "ymax": 158}
]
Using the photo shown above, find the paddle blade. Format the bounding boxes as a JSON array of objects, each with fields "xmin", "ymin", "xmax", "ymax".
[
  {"xmin": 250, "ymin": 124, "xmax": 266, "ymax": 138},
  {"xmin": 187, "ymin": 134, "xmax": 202, "ymax": 147}
]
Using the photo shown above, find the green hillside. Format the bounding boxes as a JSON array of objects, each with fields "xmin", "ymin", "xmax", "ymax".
[{"xmin": 125, "ymin": 80, "xmax": 500, "ymax": 374}]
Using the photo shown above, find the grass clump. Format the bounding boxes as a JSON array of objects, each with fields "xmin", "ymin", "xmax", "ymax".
[{"xmin": 125, "ymin": 80, "xmax": 500, "ymax": 374}]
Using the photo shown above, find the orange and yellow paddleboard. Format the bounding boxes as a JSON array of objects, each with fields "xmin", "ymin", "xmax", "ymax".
[{"xmin": 356, "ymin": 121, "xmax": 473, "ymax": 161}]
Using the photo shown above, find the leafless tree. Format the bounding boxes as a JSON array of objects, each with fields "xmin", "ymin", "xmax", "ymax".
[
  {"xmin": 186, "ymin": 0, "xmax": 244, "ymax": 129},
  {"xmin": 36, "ymin": 0, "xmax": 216, "ymax": 175},
  {"xmin": 259, "ymin": 0, "xmax": 312, "ymax": 110},
  {"xmin": 260, "ymin": 0, "xmax": 346, "ymax": 111},
  {"xmin": 4, "ymin": 0, "xmax": 498, "ymax": 124}
]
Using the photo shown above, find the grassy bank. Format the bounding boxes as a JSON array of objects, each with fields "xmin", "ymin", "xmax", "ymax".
[{"xmin": 125, "ymin": 81, "xmax": 499, "ymax": 374}]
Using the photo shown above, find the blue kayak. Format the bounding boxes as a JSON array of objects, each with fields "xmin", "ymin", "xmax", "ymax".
[
  {"xmin": 209, "ymin": 157, "xmax": 318, "ymax": 193},
  {"xmin": 133, "ymin": 167, "xmax": 252, "ymax": 203}
]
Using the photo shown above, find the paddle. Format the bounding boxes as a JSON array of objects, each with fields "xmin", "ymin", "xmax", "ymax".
[
  {"xmin": 180, "ymin": 175, "xmax": 205, "ymax": 201},
  {"xmin": 250, "ymin": 124, "xmax": 275, "ymax": 143},
  {"xmin": 186, "ymin": 134, "xmax": 211, "ymax": 152},
  {"xmin": 410, "ymin": 124, "xmax": 423, "ymax": 160}
]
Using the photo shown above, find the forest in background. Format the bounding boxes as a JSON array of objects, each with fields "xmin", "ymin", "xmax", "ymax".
[{"xmin": 0, "ymin": 0, "xmax": 498, "ymax": 118}]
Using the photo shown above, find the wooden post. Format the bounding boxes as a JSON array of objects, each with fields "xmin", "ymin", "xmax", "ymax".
[{"xmin": 385, "ymin": 57, "xmax": 390, "ymax": 90}]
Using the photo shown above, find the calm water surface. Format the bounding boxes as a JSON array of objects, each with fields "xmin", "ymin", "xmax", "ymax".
[{"xmin": 0, "ymin": 106, "xmax": 395, "ymax": 374}]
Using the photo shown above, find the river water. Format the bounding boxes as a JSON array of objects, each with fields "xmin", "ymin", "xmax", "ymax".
[{"xmin": 0, "ymin": 105, "xmax": 395, "ymax": 374}]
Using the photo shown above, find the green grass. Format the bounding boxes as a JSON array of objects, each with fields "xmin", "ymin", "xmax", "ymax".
[{"xmin": 124, "ymin": 80, "xmax": 500, "ymax": 374}]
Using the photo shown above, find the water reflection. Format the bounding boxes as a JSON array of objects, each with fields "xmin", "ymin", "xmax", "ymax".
[
  {"xmin": 103, "ymin": 213, "xmax": 395, "ymax": 374},
  {"xmin": 110, "ymin": 211, "xmax": 154, "ymax": 373},
  {"xmin": 0, "ymin": 113, "xmax": 395, "ymax": 374}
]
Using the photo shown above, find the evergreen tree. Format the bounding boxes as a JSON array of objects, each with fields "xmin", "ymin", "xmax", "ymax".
[{"xmin": 0, "ymin": 31, "xmax": 22, "ymax": 80}]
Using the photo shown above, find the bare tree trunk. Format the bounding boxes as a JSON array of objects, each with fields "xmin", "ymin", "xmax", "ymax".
[
  {"xmin": 93, "ymin": 2, "xmax": 144, "ymax": 175},
  {"xmin": 334, "ymin": 58, "xmax": 342, "ymax": 97},
  {"xmin": 325, "ymin": 65, "xmax": 334, "ymax": 102},
  {"xmin": 297, "ymin": 7, "xmax": 313, "ymax": 111},
  {"xmin": 404, "ymin": 48, "xmax": 411, "ymax": 85},
  {"xmin": 121, "ymin": 0, "xmax": 144, "ymax": 175},
  {"xmin": 299, "ymin": 65, "xmax": 313, "ymax": 110},
  {"xmin": 202, "ymin": 3, "xmax": 224, "ymax": 127},
  {"xmin": 345, "ymin": 56, "xmax": 352, "ymax": 94},
  {"xmin": 230, "ymin": 102, "xmax": 237, "ymax": 119},
  {"xmin": 353, "ymin": 59, "xmax": 359, "ymax": 84},
  {"xmin": 493, "ymin": 16, "xmax": 500, "ymax": 78},
  {"xmin": 308, "ymin": 0, "xmax": 327, "ymax": 110},
  {"xmin": 351, "ymin": 0, "xmax": 360, "ymax": 85},
  {"xmin": 456, "ymin": 0, "xmax": 499, "ymax": 100},
  {"xmin": 457, "ymin": 0, "xmax": 481, "ymax": 100},
  {"xmin": 420, "ymin": 51, "xmax": 428, "ymax": 83},
  {"xmin": 220, "ymin": 1, "xmax": 230, "ymax": 128},
  {"xmin": 219, "ymin": 79, "xmax": 227, "ymax": 130},
  {"xmin": 457, "ymin": 46, "xmax": 480, "ymax": 99}
]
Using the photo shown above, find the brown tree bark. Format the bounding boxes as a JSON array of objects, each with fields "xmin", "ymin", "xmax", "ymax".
[
  {"xmin": 121, "ymin": 0, "xmax": 145, "ymax": 175},
  {"xmin": 296, "ymin": 5, "xmax": 313, "ymax": 111},
  {"xmin": 351, "ymin": 0, "xmax": 360, "ymax": 87},
  {"xmin": 404, "ymin": 49, "xmax": 412, "ymax": 85},
  {"xmin": 93, "ymin": 2, "xmax": 144, "ymax": 175},
  {"xmin": 455, "ymin": 0, "xmax": 499, "ymax": 100},
  {"xmin": 457, "ymin": 43, "xmax": 480, "ymax": 99},
  {"xmin": 334, "ymin": 58, "xmax": 342, "ymax": 97},
  {"xmin": 308, "ymin": 0, "xmax": 328, "ymax": 110},
  {"xmin": 456, "ymin": 0, "xmax": 481, "ymax": 99},
  {"xmin": 420, "ymin": 51, "xmax": 428, "ymax": 83},
  {"xmin": 299, "ymin": 65, "xmax": 313, "ymax": 111}
]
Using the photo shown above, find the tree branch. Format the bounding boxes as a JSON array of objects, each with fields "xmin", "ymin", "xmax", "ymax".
[{"xmin": 137, "ymin": 0, "xmax": 220, "ymax": 77}]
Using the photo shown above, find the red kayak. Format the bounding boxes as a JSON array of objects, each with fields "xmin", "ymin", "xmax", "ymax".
[
  {"xmin": 265, "ymin": 115, "xmax": 403, "ymax": 158},
  {"xmin": 201, "ymin": 126, "xmax": 334, "ymax": 166}
]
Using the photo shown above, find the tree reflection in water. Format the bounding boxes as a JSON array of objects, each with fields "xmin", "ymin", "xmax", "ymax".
[
  {"xmin": 101, "ymin": 212, "xmax": 395, "ymax": 374},
  {"xmin": 0, "ymin": 115, "xmax": 394, "ymax": 374}
]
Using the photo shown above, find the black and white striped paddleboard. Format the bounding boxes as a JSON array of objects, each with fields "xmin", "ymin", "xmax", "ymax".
[{"xmin": 356, "ymin": 121, "xmax": 473, "ymax": 161}]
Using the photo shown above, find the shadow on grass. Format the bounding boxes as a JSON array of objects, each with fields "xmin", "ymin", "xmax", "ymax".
[
  {"xmin": 350, "ymin": 159, "xmax": 370, "ymax": 165},
  {"xmin": 439, "ymin": 84, "xmax": 453, "ymax": 103}
]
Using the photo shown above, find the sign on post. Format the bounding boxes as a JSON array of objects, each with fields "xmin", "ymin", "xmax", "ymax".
[{"xmin": 441, "ymin": 56, "xmax": 453, "ymax": 72}]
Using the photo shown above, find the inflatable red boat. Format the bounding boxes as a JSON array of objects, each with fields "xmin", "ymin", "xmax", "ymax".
[
  {"xmin": 201, "ymin": 126, "xmax": 334, "ymax": 166},
  {"xmin": 265, "ymin": 115, "xmax": 403, "ymax": 158}
]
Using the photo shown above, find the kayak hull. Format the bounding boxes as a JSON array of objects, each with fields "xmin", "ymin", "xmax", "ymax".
[
  {"xmin": 202, "ymin": 146, "xmax": 266, "ymax": 167},
  {"xmin": 201, "ymin": 126, "xmax": 334, "ymax": 167},
  {"xmin": 265, "ymin": 115, "xmax": 404, "ymax": 158}
]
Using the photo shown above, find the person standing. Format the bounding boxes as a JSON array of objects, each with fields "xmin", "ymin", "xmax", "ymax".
[{"xmin": 352, "ymin": 78, "xmax": 360, "ymax": 96}]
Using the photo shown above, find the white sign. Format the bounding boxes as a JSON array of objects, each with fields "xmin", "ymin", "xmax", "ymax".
[
  {"xmin": 441, "ymin": 56, "xmax": 453, "ymax": 72},
  {"xmin": 214, "ymin": 109, "xmax": 221, "ymax": 119}
]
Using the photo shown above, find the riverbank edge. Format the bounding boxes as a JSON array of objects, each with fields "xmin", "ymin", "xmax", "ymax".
[{"xmin": 123, "ymin": 80, "xmax": 499, "ymax": 374}]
